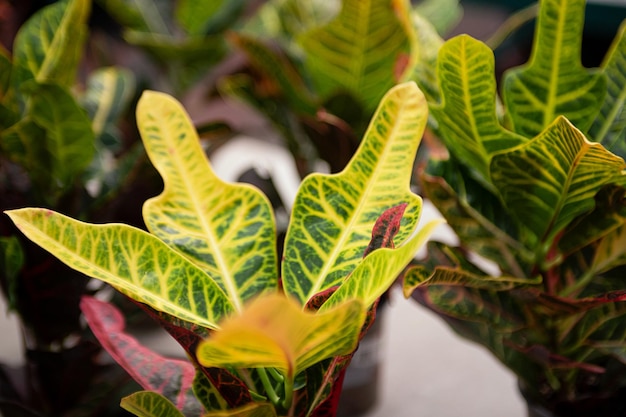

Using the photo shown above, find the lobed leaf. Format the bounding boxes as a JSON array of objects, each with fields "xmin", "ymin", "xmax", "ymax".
[
  {"xmin": 80, "ymin": 297, "xmax": 203, "ymax": 416},
  {"xmin": 298, "ymin": 0, "xmax": 415, "ymax": 112},
  {"xmin": 490, "ymin": 117, "xmax": 626, "ymax": 244},
  {"xmin": 589, "ymin": 21, "xmax": 626, "ymax": 159},
  {"xmin": 502, "ymin": 0, "xmax": 606, "ymax": 138},
  {"xmin": 121, "ymin": 391, "xmax": 186, "ymax": 417},
  {"xmin": 431, "ymin": 35, "xmax": 526, "ymax": 184},
  {"xmin": 196, "ymin": 293, "xmax": 365, "ymax": 380},
  {"xmin": 281, "ymin": 82, "xmax": 427, "ymax": 305},
  {"xmin": 5, "ymin": 208, "xmax": 234, "ymax": 329},
  {"xmin": 12, "ymin": 0, "xmax": 89, "ymax": 87},
  {"xmin": 138, "ymin": 91, "xmax": 278, "ymax": 312}
]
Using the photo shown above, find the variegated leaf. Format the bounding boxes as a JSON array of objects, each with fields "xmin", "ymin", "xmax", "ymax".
[
  {"xmin": 591, "ymin": 223, "xmax": 626, "ymax": 276},
  {"xmin": 431, "ymin": 35, "xmax": 526, "ymax": 183},
  {"xmin": 138, "ymin": 91, "xmax": 278, "ymax": 312},
  {"xmin": 12, "ymin": 0, "xmax": 89, "ymax": 87},
  {"xmin": 5, "ymin": 208, "xmax": 234, "ymax": 329},
  {"xmin": 502, "ymin": 0, "xmax": 606, "ymax": 138},
  {"xmin": 121, "ymin": 391, "xmax": 186, "ymax": 417},
  {"xmin": 322, "ymin": 218, "xmax": 442, "ymax": 311},
  {"xmin": 298, "ymin": 0, "xmax": 416, "ymax": 112},
  {"xmin": 490, "ymin": 117, "xmax": 626, "ymax": 244},
  {"xmin": 80, "ymin": 297, "xmax": 204, "ymax": 416},
  {"xmin": 192, "ymin": 371, "xmax": 230, "ymax": 412},
  {"xmin": 589, "ymin": 21, "xmax": 626, "ymax": 158},
  {"xmin": 196, "ymin": 293, "xmax": 364, "ymax": 380},
  {"xmin": 203, "ymin": 402, "xmax": 278, "ymax": 417},
  {"xmin": 281, "ymin": 82, "xmax": 427, "ymax": 305}
]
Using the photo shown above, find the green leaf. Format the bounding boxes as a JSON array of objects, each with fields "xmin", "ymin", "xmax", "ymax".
[
  {"xmin": 281, "ymin": 82, "xmax": 427, "ymax": 305},
  {"xmin": 0, "ymin": 236, "xmax": 24, "ymax": 311},
  {"xmin": 5, "ymin": 208, "xmax": 234, "ymax": 330},
  {"xmin": 322, "ymin": 218, "xmax": 442, "ymax": 310},
  {"xmin": 298, "ymin": 0, "xmax": 415, "ymax": 112},
  {"xmin": 502, "ymin": 0, "xmax": 607, "ymax": 138},
  {"xmin": 12, "ymin": 0, "xmax": 90, "ymax": 87},
  {"xmin": 176, "ymin": 0, "xmax": 245, "ymax": 36},
  {"xmin": 407, "ymin": 12, "xmax": 444, "ymax": 104},
  {"xmin": 589, "ymin": 21, "xmax": 626, "ymax": 158},
  {"xmin": 0, "ymin": 118, "xmax": 49, "ymax": 189},
  {"xmin": 138, "ymin": 91, "xmax": 278, "ymax": 312},
  {"xmin": 590, "ymin": 223, "xmax": 626, "ymax": 276},
  {"xmin": 431, "ymin": 35, "xmax": 526, "ymax": 184},
  {"xmin": 23, "ymin": 82, "xmax": 96, "ymax": 192},
  {"xmin": 192, "ymin": 371, "xmax": 229, "ymax": 412},
  {"xmin": 490, "ymin": 116, "xmax": 626, "ymax": 244},
  {"xmin": 413, "ymin": 0, "xmax": 462, "ymax": 36},
  {"xmin": 0, "ymin": 47, "xmax": 11, "ymax": 99},
  {"xmin": 196, "ymin": 293, "xmax": 365, "ymax": 380},
  {"xmin": 121, "ymin": 391, "xmax": 186, "ymax": 417},
  {"xmin": 97, "ymin": 0, "xmax": 171, "ymax": 34}
]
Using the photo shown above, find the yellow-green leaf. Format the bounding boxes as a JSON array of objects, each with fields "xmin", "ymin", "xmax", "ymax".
[
  {"xmin": 298, "ymin": 0, "xmax": 416, "ymax": 112},
  {"xmin": 138, "ymin": 91, "xmax": 278, "ymax": 312},
  {"xmin": 431, "ymin": 35, "xmax": 526, "ymax": 184},
  {"xmin": 502, "ymin": 0, "xmax": 606, "ymax": 138},
  {"xmin": 281, "ymin": 81, "xmax": 427, "ymax": 305},
  {"xmin": 490, "ymin": 117, "xmax": 626, "ymax": 244},
  {"xmin": 204, "ymin": 403, "xmax": 277, "ymax": 417},
  {"xmin": 196, "ymin": 293, "xmax": 364, "ymax": 379},
  {"xmin": 5, "ymin": 208, "xmax": 234, "ymax": 330},
  {"xmin": 12, "ymin": 0, "xmax": 90, "ymax": 87},
  {"xmin": 121, "ymin": 391, "xmax": 185, "ymax": 417}
]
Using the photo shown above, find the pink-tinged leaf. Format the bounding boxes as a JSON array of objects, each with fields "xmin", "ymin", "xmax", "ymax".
[
  {"xmin": 80, "ymin": 296, "xmax": 203, "ymax": 416},
  {"xmin": 363, "ymin": 203, "xmax": 407, "ymax": 257}
]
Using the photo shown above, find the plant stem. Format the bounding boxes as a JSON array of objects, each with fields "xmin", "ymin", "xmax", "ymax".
[{"xmin": 258, "ymin": 368, "xmax": 281, "ymax": 405}]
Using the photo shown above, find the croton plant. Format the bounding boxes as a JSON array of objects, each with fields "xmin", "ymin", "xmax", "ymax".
[
  {"xmin": 404, "ymin": 0, "xmax": 626, "ymax": 415},
  {"xmin": 5, "ymin": 81, "xmax": 438, "ymax": 416}
]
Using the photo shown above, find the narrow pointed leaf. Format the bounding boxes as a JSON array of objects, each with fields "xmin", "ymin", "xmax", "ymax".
[
  {"xmin": 81, "ymin": 297, "xmax": 203, "ymax": 416},
  {"xmin": 12, "ymin": 0, "xmax": 89, "ymax": 87},
  {"xmin": 196, "ymin": 293, "xmax": 365, "ymax": 379},
  {"xmin": 589, "ymin": 21, "xmax": 626, "ymax": 158},
  {"xmin": 431, "ymin": 35, "xmax": 526, "ymax": 183},
  {"xmin": 121, "ymin": 391, "xmax": 186, "ymax": 417},
  {"xmin": 281, "ymin": 82, "xmax": 427, "ymax": 305},
  {"xmin": 5, "ymin": 208, "xmax": 234, "ymax": 329},
  {"xmin": 322, "ymin": 219, "xmax": 442, "ymax": 311},
  {"xmin": 490, "ymin": 117, "xmax": 626, "ymax": 243},
  {"xmin": 138, "ymin": 91, "xmax": 278, "ymax": 312},
  {"xmin": 298, "ymin": 0, "xmax": 415, "ymax": 112},
  {"xmin": 502, "ymin": 0, "xmax": 606, "ymax": 137}
]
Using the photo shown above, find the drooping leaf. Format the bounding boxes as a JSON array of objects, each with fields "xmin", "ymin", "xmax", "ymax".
[
  {"xmin": 22, "ymin": 82, "xmax": 96, "ymax": 191},
  {"xmin": 490, "ymin": 117, "xmax": 626, "ymax": 244},
  {"xmin": 297, "ymin": 0, "xmax": 416, "ymax": 112},
  {"xmin": 281, "ymin": 82, "xmax": 427, "ymax": 305},
  {"xmin": 589, "ymin": 21, "xmax": 626, "ymax": 158},
  {"xmin": 12, "ymin": 0, "xmax": 90, "ymax": 87},
  {"xmin": 97, "ymin": 0, "xmax": 171, "ymax": 34},
  {"xmin": 196, "ymin": 293, "xmax": 365, "ymax": 380},
  {"xmin": 5, "ymin": 208, "xmax": 234, "ymax": 329},
  {"xmin": 137, "ymin": 91, "xmax": 278, "ymax": 312},
  {"xmin": 80, "ymin": 297, "xmax": 204, "ymax": 416},
  {"xmin": 431, "ymin": 35, "xmax": 526, "ymax": 184},
  {"xmin": 0, "ymin": 236, "xmax": 24, "ymax": 311},
  {"xmin": 322, "ymin": 218, "xmax": 442, "ymax": 311},
  {"xmin": 228, "ymin": 33, "xmax": 318, "ymax": 115},
  {"xmin": 502, "ymin": 0, "xmax": 607, "ymax": 137},
  {"xmin": 121, "ymin": 391, "xmax": 186, "ymax": 417}
]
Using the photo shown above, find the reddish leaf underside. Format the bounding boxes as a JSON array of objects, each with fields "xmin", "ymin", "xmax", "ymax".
[{"xmin": 80, "ymin": 296, "xmax": 203, "ymax": 416}]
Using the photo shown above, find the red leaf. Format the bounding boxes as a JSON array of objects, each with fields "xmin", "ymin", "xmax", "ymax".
[
  {"xmin": 363, "ymin": 203, "xmax": 407, "ymax": 257},
  {"xmin": 80, "ymin": 296, "xmax": 203, "ymax": 416}
]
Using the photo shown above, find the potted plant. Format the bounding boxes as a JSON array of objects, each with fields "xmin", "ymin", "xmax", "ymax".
[
  {"xmin": 403, "ymin": 0, "xmax": 626, "ymax": 415},
  {"xmin": 5, "ymin": 80, "xmax": 439, "ymax": 416}
]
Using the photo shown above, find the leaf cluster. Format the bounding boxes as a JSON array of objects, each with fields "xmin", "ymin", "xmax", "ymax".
[{"xmin": 404, "ymin": 0, "xmax": 626, "ymax": 408}]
